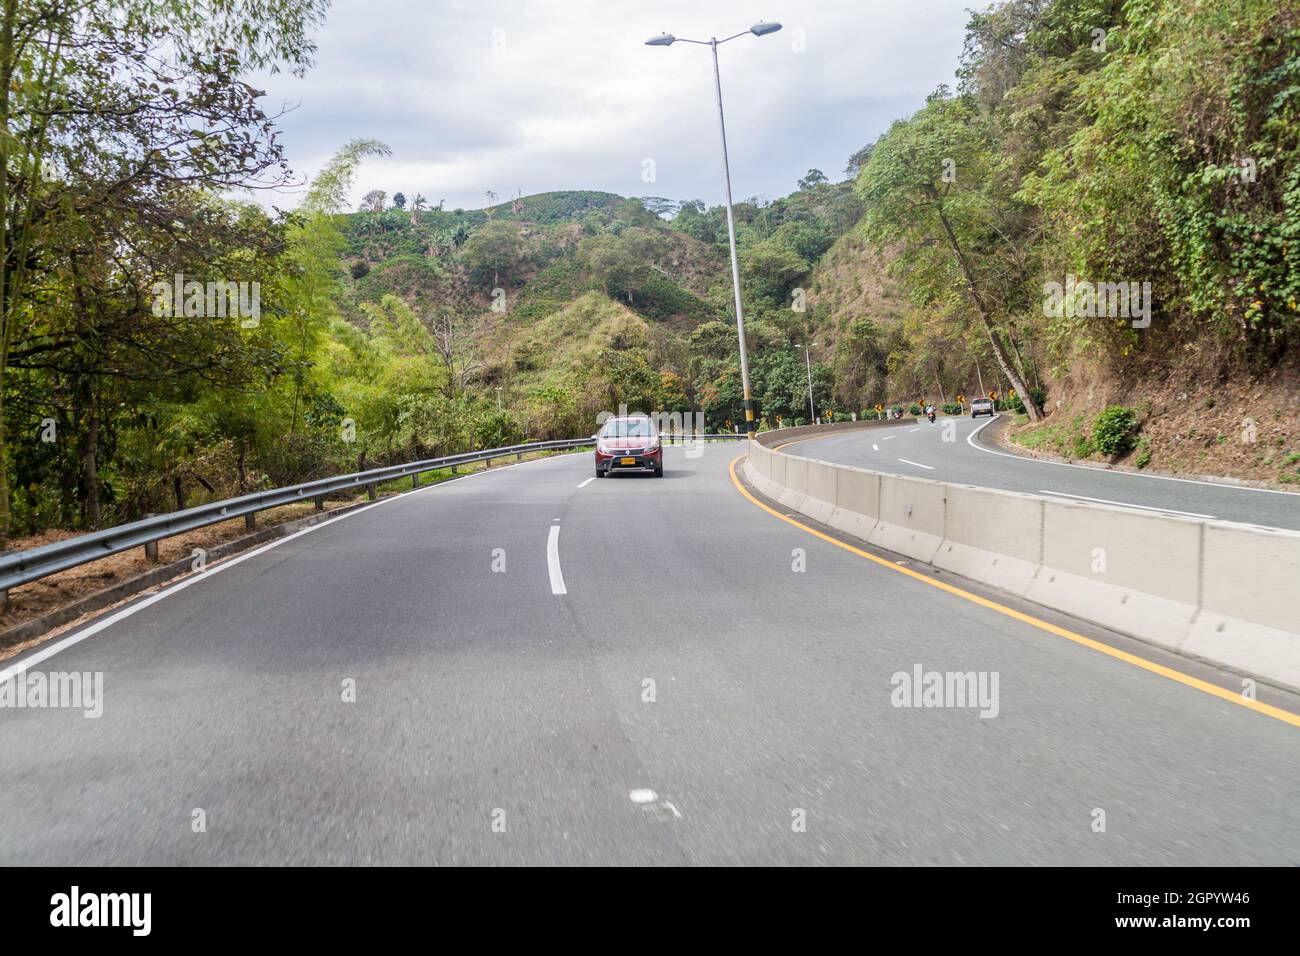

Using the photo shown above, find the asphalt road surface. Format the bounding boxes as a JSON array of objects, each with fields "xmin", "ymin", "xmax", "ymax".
[
  {"xmin": 1, "ymin": 443, "xmax": 1297, "ymax": 865},
  {"xmin": 784, "ymin": 415, "xmax": 1300, "ymax": 531}
]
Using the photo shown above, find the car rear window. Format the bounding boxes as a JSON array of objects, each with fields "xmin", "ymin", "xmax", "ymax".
[{"xmin": 601, "ymin": 418, "xmax": 654, "ymax": 437}]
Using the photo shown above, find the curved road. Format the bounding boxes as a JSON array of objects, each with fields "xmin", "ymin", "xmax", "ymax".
[
  {"xmin": 784, "ymin": 415, "xmax": 1300, "ymax": 530},
  {"xmin": 0, "ymin": 443, "xmax": 1297, "ymax": 864}
]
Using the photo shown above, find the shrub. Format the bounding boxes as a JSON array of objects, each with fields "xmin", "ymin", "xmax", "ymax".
[
  {"xmin": 1093, "ymin": 405, "xmax": 1139, "ymax": 457},
  {"xmin": 1010, "ymin": 387, "xmax": 1047, "ymax": 415}
]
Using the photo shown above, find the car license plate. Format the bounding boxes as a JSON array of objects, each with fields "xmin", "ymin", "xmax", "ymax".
[{"xmin": 619, "ymin": 457, "xmax": 637, "ymax": 465}]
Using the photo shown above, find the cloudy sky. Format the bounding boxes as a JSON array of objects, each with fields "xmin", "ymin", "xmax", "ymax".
[{"xmin": 255, "ymin": 0, "xmax": 977, "ymax": 212}]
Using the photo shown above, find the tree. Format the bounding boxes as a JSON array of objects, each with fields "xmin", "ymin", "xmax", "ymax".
[
  {"xmin": 856, "ymin": 93, "xmax": 1044, "ymax": 419},
  {"xmin": 798, "ymin": 168, "xmax": 829, "ymax": 190},
  {"xmin": 578, "ymin": 228, "xmax": 669, "ymax": 305},
  {"xmin": 459, "ymin": 220, "xmax": 523, "ymax": 289},
  {"xmin": 0, "ymin": 0, "xmax": 332, "ymax": 533},
  {"xmin": 741, "ymin": 239, "xmax": 810, "ymax": 312},
  {"xmin": 844, "ymin": 144, "xmax": 874, "ymax": 177},
  {"xmin": 639, "ymin": 197, "xmax": 680, "ymax": 218},
  {"xmin": 392, "ymin": 192, "xmax": 406, "ymax": 209},
  {"xmin": 410, "ymin": 193, "xmax": 427, "ymax": 225},
  {"xmin": 360, "ymin": 190, "xmax": 387, "ymax": 212}
]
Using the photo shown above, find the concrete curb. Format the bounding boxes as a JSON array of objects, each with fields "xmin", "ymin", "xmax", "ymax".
[{"xmin": 744, "ymin": 426, "xmax": 1300, "ymax": 694}]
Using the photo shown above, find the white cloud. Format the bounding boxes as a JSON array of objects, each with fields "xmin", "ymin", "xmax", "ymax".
[{"xmin": 255, "ymin": 0, "xmax": 973, "ymax": 211}]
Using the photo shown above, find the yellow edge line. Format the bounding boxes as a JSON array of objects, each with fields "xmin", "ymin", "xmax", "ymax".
[
  {"xmin": 727, "ymin": 454, "xmax": 1300, "ymax": 730},
  {"xmin": 773, "ymin": 435, "xmax": 822, "ymax": 452}
]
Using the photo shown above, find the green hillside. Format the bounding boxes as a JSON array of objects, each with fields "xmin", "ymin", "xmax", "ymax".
[{"xmin": 4, "ymin": 0, "xmax": 1298, "ymax": 541}]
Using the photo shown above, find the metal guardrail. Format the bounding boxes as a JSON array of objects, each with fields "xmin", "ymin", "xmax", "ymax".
[{"xmin": 0, "ymin": 432, "xmax": 747, "ymax": 595}]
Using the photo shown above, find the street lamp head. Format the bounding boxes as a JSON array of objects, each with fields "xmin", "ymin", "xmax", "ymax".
[
  {"xmin": 750, "ymin": 21, "xmax": 782, "ymax": 37},
  {"xmin": 645, "ymin": 32, "xmax": 676, "ymax": 46}
]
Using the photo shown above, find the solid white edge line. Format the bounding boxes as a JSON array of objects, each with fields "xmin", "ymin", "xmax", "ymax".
[
  {"xmin": 577, "ymin": 476, "xmax": 596, "ymax": 488},
  {"xmin": 1038, "ymin": 488, "xmax": 1216, "ymax": 519},
  {"xmin": 967, "ymin": 414, "xmax": 1299, "ymax": 497},
  {"xmin": 547, "ymin": 524, "xmax": 567, "ymax": 595},
  {"xmin": 897, "ymin": 458, "xmax": 934, "ymax": 470},
  {"xmin": 0, "ymin": 449, "xmax": 586, "ymax": 680}
]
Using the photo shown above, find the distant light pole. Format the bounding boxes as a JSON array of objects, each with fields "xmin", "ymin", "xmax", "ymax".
[
  {"xmin": 794, "ymin": 342, "xmax": 817, "ymax": 422},
  {"xmin": 495, "ymin": 386, "xmax": 502, "ymax": 413},
  {"xmin": 646, "ymin": 20, "xmax": 782, "ymax": 440}
]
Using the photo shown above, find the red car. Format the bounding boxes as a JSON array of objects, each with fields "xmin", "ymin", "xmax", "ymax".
[{"xmin": 594, "ymin": 415, "xmax": 663, "ymax": 477}]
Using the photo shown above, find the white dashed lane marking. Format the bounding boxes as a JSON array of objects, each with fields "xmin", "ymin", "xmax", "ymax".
[{"xmin": 547, "ymin": 524, "xmax": 567, "ymax": 595}]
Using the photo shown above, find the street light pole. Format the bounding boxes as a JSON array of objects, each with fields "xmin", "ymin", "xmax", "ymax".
[
  {"xmin": 647, "ymin": 21, "xmax": 782, "ymax": 440},
  {"xmin": 709, "ymin": 39, "xmax": 756, "ymax": 439}
]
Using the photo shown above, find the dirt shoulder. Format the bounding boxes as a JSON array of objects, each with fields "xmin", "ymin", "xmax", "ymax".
[{"xmin": 1000, "ymin": 362, "xmax": 1300, "ymax": 490}]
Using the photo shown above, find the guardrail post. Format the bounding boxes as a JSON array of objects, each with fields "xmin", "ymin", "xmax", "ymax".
[
  {"xmin": 411, "ymin": 473, "xmax": 420, "ymax": 489},
  {"xmin": 314, "ymin": 496, "xmax": 324, "ymax": 512},
  {"xmin": 143, "ymin": 514, "xmax": 158, "ymax": 562},
  {"xmin": 367, "ymin": 483, "xmax": 378, "ymax": 501},
  {"xmin": 1, "ymin": 588, "xmax": 7, "ymax": 613},
  {"xmin": 516, "ymin": 451, "xmax": 523, "ymax": 460},
  {"xmin": 245, "ymin": 512, "xmax": 256, "ymax": 531},
  {"xmin": 450, "ymin": 463, "xmax": 458, "ymax": 474}
]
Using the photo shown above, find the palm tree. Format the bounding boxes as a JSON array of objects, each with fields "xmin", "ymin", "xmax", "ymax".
[{"xmin": 411, "ymin": 193, "xmax": 427, "ymax": 226}]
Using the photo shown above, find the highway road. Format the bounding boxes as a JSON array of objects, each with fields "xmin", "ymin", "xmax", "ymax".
[
  {"xmin": 0, "ymin": 443, "xmax": 1297, "ymax": 865},
  {"xmin": 783, "ymin": 415, "xmax": 1300, "ymax": 530}
]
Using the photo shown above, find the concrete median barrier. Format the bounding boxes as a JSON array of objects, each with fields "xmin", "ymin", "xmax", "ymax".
[
  {"xmin": 778, "ymin": 454, "xmax": 809, "ymax": 513},
  {"xmin": 1026, "ymin": 499, "xmax": 1201, "ymax": 652},
  {"xmin": 801, "ymin": 459, "xmax": 839, "ymax": 525},
  {"xmin": 868, "ymin": 474, "xmax": 946, "ymax": 564},
  {"xmin": 935, "ymin": 485, "xmax": 1042, "ymax": 595},
  {"xmin": 828, "ymin": 466, "xmax": 880, "ymax": 540},
  {"xmin": 1185, "ymin": 522, "xmax": 1300, "ymax": 689},
  {"xmin": 742, "ymin": 422, "xmax": 1300, "ymax": 693}
]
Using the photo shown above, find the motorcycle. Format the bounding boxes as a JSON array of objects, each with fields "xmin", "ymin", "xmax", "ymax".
[{"xmin": 926, "ymin": 409, "xmax": 936, "ymax": 423}]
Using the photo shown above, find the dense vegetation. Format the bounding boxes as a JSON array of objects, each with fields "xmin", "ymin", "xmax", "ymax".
[
  {"xmin": 3, "ymin": 0, "xmax": 1297, "ymax": 540},
  {"xmin": 863, "ymin": 0, "xmax": 1298, "ymax": 406}
]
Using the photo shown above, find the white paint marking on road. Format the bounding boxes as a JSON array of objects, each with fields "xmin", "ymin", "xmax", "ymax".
[
  {"xmin": 872, "ymin": 444, "xmax": 880, "ymax": 451},
  {"xmin": 909, "ymin": 428, "xmax": 920, "ymax": 433},
  {"xmin": 0, "ymin": 492, "xmax": 397, "ymax": 683},
  {"xmin": 577, "ymin": 476, "xmax": 596, "ymax": 488},
  {"xmin": 897, "ymin": 458, "xmax": 934, "ymax": 470},
  {"xmin": 967, "ymin": 414, "xmax": 1299, "ymax": 497},
  {"xmin": 1038, "ymin": 489, "xmax": 1216, "ymax": 520},
  {"xmin": 881, "ymin": 435, "xmax": 896, "ymax": 441},
  {"xmin": 0, "ymin": 448, "xmax": 588, "ymax": 679},
  {"xmin": 629, "ymin": 789, "xmax": 657, "ymax": 804},
  {"xmin": 547, "ymin": 524, "xmax": 567, "ymax": 595}
]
